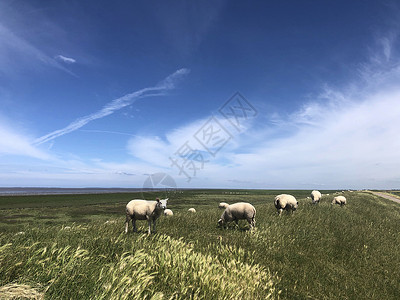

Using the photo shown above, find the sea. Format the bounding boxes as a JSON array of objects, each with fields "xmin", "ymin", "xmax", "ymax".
[{"xmin": 0, "ymin": 187, "xmax": 146, "ymax": 196}]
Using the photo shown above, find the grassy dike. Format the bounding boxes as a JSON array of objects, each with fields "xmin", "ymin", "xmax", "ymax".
[{"xmin": 0, "ymin": 190, "xmax": 399, "ymax": 299}]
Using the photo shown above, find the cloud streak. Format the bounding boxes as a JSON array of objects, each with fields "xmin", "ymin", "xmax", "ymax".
[
  {"xmin": 0, "ymin": 23, "xmax": 76, "ymax": 76},
  {"xmin": 55, "ymin": 55, "xmax": 76, "ymax": 64},
  {"xmin": 34, "ymin": 68, "xmax": 190, "ymax": 145}
]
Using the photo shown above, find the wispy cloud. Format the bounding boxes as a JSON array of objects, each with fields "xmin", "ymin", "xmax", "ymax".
[
  {"xmin": 55, "ymin": 55, "xmax": 76, "ymax": 64},
  {"xmin": 0, "ymin": 121, "xmax": 51, "ymax": 160},
  {"xmin": 123, "ymin": 34, "xmax": 400, "ymax": 189},
  {"xmin": 0, "ymin": 23, "xmax": 76, "ymax": 76},
  {"xmin": 34, "ymin": 68, "xmax": 190, "ymax": 145}
]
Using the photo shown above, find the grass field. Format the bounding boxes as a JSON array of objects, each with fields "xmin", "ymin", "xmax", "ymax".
[
  {"xmin": 0, "ymin": 190, "xmax": 399, "ymax": 299},
  {"xmin": 387, "ymin": 190, "xmax": 400, "ymax": 197}
]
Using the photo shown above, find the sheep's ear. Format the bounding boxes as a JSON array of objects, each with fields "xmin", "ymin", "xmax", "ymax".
[{"xmin": 165, "ymin": 198, "xmax": 169, "ymax": 202}]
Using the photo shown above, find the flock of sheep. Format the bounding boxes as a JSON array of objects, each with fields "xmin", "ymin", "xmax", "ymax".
[{"xmin": 125, "ymin": 191, "xmax": 347, "ymax": 234}]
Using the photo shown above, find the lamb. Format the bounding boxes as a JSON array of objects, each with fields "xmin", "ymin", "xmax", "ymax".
[
  {"xmin": 218, "ymin": 202, "xmax": 256, "ymax": 229},
  {"xmin": 332, "ymin": 196, "xmax": 346, "ymax": 207},
  {"xmin": 188, "ymin": 208, "xmax": 196, "ymax": 213},
  {"xmin": 164, "ymin": 209, "xmax": 173, "ymax": 216},
  {"xmin": 311, "ymin": 190, "xmax": 322, "ymax": 204},
  {"xmin": 125, "ymin": 198, "xmax": 168, "ymax": 234},
  {"xmin": 218, "ymin": 202, "xmax": 229, "ymax": 209},
  {"xmin": 274, "ymin": 194, "xmax": 298, "ymax": 215}
]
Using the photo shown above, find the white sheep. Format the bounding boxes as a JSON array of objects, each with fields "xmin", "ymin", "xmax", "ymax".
[
  {"xmin": 332, "ymin": 196, "xmax": 346, "ymax": 207},
  {"xmin": 274, "ymin": 194, "xmax": 298, "ymax": 215},
  {"xmin": 311, "ymin": 190, "xmax": 322, "ymax": 204},
  {"xmin": 218, "ymin": 202, "xmax": 256, "ymax": 229},
  {"xmin": 164, "ymin": 209, "xmax": 173, "ymax": 216},
  {"xmin": 188, "ymin": 208, "xmax": 196, "ymax": 213},
  {"xmin": 125, "ymin": 198, "xmax": 168, "ymax": 234},
  {"xmin": 218, "ymin": 202, "xmax": 229, "ymax": 209}
]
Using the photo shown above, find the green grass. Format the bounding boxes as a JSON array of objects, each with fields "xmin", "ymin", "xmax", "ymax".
[
  {"xmin": 387, "ymin": 190, "xmax": 400, "ymax": 197},
  {"xmin": 0, "ymin": 190, "xmax": 399, "ymax": 299}
]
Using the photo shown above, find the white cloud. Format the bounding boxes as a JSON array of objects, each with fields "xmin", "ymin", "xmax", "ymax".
[
  {"xmin": 55, "ymin": 55, "xmax": 76, "ymax": 64},
  {"xmin": 222, "ymin": 89, "xmax": 400, "ymax": 189},
  {"xmin": 122, "ymin": 40, "xmax": 400, "ymax": 189},
  {"xmin": 34, "ymin": 68, "xmax": 190, "ymax": 145},
  {"xmin": 0, "ymin": 121, "xmax": 52, "ymax": 160}
]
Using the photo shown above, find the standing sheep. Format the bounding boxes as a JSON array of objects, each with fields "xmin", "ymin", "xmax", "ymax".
[
  {"xmin": 332, "ymin": 196, "xmax": 347, "ymax": 207},
  {"xmin": 164, "ymin": 209, "xmax": 173, "ymax": 216},
  {"xmin": 188, "ymin": 208, "xmax": 196, "ymax": 213},
  {"xmin": 218, "ymin": 202, "xmax": 229, "ymax": 209},
  {"xmin": 125, "ymin": 198, "xmax": 168, "ymax": 234},
  {"xmin": 218, "ymin": 202, "xmax": 256, "ymax": 229},
  {"xmin": 311, "ymin": 190, "xmax": 322, "ymax": 204},
  {"xmin": 274, "ymin": 194, "xmax": 298, "ymax": 215}
]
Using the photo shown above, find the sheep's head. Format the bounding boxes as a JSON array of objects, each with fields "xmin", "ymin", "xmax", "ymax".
[
  {"xmin": 156, "ymin": 198, "xmax": 168, "ymax": 210},
  {"xmin": 217, "ymin": 218, "xmax": 224, "ymax": 226}
]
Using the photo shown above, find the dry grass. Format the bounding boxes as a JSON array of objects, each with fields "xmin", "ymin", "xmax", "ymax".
[{"xmin": 0, "ymin": 283, "xmax": 44, "ymax": 299}]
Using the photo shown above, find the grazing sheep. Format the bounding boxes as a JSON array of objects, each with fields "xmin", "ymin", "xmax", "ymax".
[
  {"xmin": 164, "ymin": 209, "xmax": 173, "ymax": 216},
  {"xmin": 218, "ymin": 202, "xmax": 229, "ymax": 209},
  {"xmin": 125, "ymin": 198, "xmax": 168, "ymax": 234},
  {"xmin": 311, "ymin": 190, "xmax": 322, "ymax": 204},
  {"xmin": 274, "ymin": 194, "xmax": 298, "ymax": 215},
  {"xmin": 332, "ymin": 196, "xmax": 347, "ymax": 207},
  {"xmin": 188, "ymin": 208, "xmax": 196, "ymax": 213},
  {"xmin": 218, "ymin": 202, "xmax": 256, "ymax": 229}
]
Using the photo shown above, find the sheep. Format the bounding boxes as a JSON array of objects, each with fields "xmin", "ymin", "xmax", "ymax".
[
  {"xmin": 164, "ymin": 209, "xmax": 173, "ymax": 216},
  {"xmin": 311, "ymin": 190, "xmax": 322, "ymax": 204},
  {"xmin": 218, "ymin": 202, "xmax": 229, "ymax": 209},
  {"xmin": 188, "ymin": 208, "xmax": 196, "ymax": 213},
  {"xmin": 274, "ymin": 194, "xmax": 298, "ymax": 215},
  {"xmin": 332, "ymin": 196, "xmax": 346, "ymax": 207},
  {"xmin": 218, "ymin": 202, "xmax": 256, "ymax": 229},
  {"xmin": 125, "ymin": 198, "xmax": 168, "ymax": 234}
]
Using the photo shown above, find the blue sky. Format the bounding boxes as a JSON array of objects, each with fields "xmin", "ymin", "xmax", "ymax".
[{"xmin": 1, "ymin": 0, "xmax": 400, "ymax": 189}]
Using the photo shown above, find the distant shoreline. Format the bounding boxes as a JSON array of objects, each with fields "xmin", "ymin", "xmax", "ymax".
[
  {"xmin": 1, "ymin": 188, "xmax": 396, "ymax": 196},
  {"xmin": 0, "ymin": 187, "xmax": 172, "ymax": 196}
]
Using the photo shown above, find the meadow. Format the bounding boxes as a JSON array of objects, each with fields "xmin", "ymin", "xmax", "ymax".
[{"xmin": 0, "ymin": 190, "xmax": 399, "ymax": 299}]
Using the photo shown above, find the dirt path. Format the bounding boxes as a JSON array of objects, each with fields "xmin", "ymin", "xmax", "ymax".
[{"xmin": 368, "ymin": 191, "xmax": 400, "ymax": 205}]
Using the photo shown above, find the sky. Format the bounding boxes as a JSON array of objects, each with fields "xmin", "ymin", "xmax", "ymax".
[{"xmin": 1, "ymin": 0, "xmax": 400, "ymax": 189}]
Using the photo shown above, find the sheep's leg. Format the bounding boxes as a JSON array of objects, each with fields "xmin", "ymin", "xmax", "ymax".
[
  {"xmin": 247, "ymin": 219, "xmax": 252, "ymax": 229},
  {"xmin": 147, "ymin": 219, "xmax": 152, "ymax": 234},
  {"xmin": 278, "ymin": 208, "xmax": 283, "ymax": 215},
  {"xmin": 153, "ymin": 219, "xmax": 157, "ymax": 233},
  {"xmin": 132, "ymin": 219, "xmax": 137, "ymax": 233},
  {"xmin": 125, "ymin": 214, "xmax": 131, "ymax": 233},
  {"xmin": 234, "ymin": 219, "xmax": 239, "ymax": 229},
  {"xmin": 248, "ymin": 218, "xmax": 255, "ymax": 229}
]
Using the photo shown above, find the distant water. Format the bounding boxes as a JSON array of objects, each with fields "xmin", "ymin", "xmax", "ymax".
[{"xmin": 0, "ymin": 188, "xmax": 147, "ymax": 196}]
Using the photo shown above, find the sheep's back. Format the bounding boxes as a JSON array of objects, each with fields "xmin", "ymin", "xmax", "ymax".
[
  {"xmin": 228, "ymin": 202, "xmax": 255, "ymax": 218},
  {"xmin": 126, "ymin": 200, "xmax": 156, "ymax": 216}
]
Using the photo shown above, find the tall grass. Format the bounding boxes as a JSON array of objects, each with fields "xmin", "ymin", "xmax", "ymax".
[
  {"xmin": 0, "ymin": 223, "xmax": 278, "ymax": 299},
  {"xmin": 0, "ymin": 190, "xmax": 399, "ymax": 299}
]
